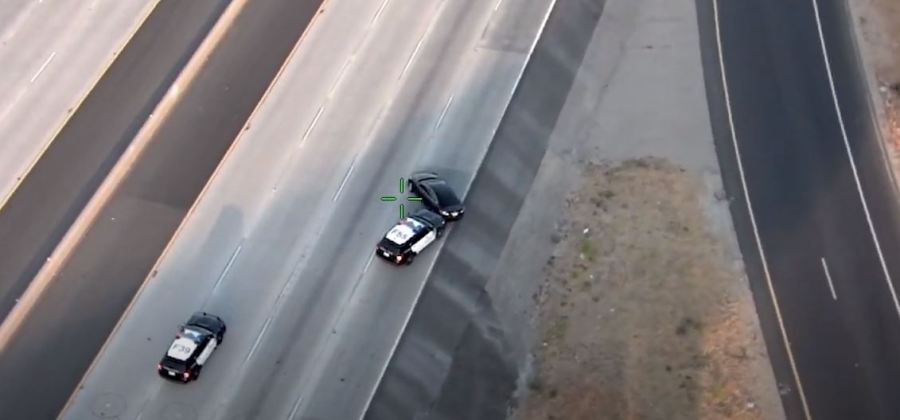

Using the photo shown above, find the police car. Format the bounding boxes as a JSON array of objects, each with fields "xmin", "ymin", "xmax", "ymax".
[
  {"xmin": 376, "ymin": 208, "xmax": 446, "ymax": 265},
  {"xmin": 157, "ymin": 312, "xmax": 226, "ymax": 383}
]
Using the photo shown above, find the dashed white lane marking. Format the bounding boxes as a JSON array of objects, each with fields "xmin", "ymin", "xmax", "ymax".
[
  {"xmin": 494, "ymin": 0, "xmax": 504, "ymax": 12},
  {"xmin": 134, "ymin": 401, "xmax": 146, "ymax": 420},
  {"xmin": 362, "ymin": 253, "xmax": 375, "ymax": 274},
  {"xmin": 355, "ymin": 0, "xmax": 392, "ymax": 56},
  {"xmin": 711, "ymin": 0, "xmax": 813, "ymax": 418},
  {"xmin": 371, "ymin": 0, "xmax": 390, "ymax": 25},
  {"xmin": 30, "ymin": 51, "xmax": 55, "ymax": 83},
  {"xmin": 211, "ymin": 241, "xmax": 243, "ymax": 294},
  {"xmin": 809, "ymin": 0, "xmax": 900, "ymax": 318},
  {"xmin": 300, "ymin": 105, "xmax": 325, "ymax": 147},
  {"xmin": 333, "ymin": 155, "xmax": 357, "ymax": 202},
  {"xmin": 245, "ymin": 316, "xmax": 272, "ymax": 363},
  {"xmin": 433, "ymin": 94, "xmax": 453, "ymax": 134},
  {"xmin": 328, "ymin": 58, "xmax": 352, "ymax": 98},
  {"xmin": 399, "ymin": 33, "xmax": 426, "ymax": 80},
  {"xmin": 365, "ymin": 105, "xmax": 386, "ymax": 139},
  {"xmin": 821, "ymin": 257, "xmax": 838, "ymax": 300},
  {"xmin": 398, "ymin": 0, "xmax": 444, "ymax": 81},
  {"xmin": 287, "ymin": 392, "xmax": 305, "ymax": 420}
]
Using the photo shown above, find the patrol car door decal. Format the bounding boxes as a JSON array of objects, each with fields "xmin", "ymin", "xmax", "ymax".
[
  {"xmin": 410, "ymin": 231, "xmax": 436, "ymax": 253},
  {"xmin": 196, "ymin": 338, "xmax": 217, "ymax": 365}
]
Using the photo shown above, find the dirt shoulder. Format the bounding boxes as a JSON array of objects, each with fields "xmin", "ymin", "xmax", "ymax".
[
  {"xmin": 514, "ymin": 158, "xmax": 780, "ymax": 420},
  {"xmin": 493, "ymin": 0, "xmax": 786, "ymax": 417},
  {"xmin": 848, "ymin": 0, "xmax": 900, "ymax": 184}
]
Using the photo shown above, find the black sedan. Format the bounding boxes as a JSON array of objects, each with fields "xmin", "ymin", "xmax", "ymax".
[{"xmin": 408, "ymin": 172, "xmax": 465, "ymax": 221}]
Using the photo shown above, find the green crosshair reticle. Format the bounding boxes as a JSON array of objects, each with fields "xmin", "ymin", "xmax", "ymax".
[{"xmin": 380, "ymin": 177, "xmax": 422, "ymax": 218}]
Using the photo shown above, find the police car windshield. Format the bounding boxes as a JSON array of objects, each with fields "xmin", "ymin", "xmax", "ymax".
[
  {"xmin": 182, "ymin": 327, "xmax": 204, "ymax": 339},
  {"xmin": 386, "ymin": 218, "xmax": 424, "ymax": 245}
]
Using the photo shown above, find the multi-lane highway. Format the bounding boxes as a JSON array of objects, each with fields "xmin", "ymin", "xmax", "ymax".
[
  {"xmin": 700, "ymin": 0, "xmax": 900, "ymax": 418},
  {"xmin": 0, "ymin": 0, "xmax": 232, "ymax": 325},
  {"xmin": 0, "ymin": 0, "xmax": 320, "ymax": 417},
  {"xmin": 0, "ymin": 0, "xmax": 155, "ymax": 203},
  {"xmin": 59, "ymin": 0, "xmax": 553, "ymax": 419},
  {"xmin": 3, "ymin": 0, "xmax": 900, "ymax": 418}
]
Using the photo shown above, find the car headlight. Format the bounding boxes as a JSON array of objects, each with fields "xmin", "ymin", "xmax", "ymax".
[
  {"xmin": 440, "ymin": 210, "xmax": 450, "ymax": 216},
  {"xmin": 451, "ymin": 211, "xmax": 459, "ymax": 217}
]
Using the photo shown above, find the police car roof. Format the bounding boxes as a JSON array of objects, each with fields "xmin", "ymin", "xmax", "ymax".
[
  {"xmin": 166, "ymin": 334, "xmax": 200, "ymax": 361},
  {"xmin": 409, "ymin": 208, "xmax": 444, "ymax": 227}
]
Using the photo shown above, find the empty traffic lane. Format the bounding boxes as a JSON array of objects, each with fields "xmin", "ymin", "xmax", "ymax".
[
  {"xmin": 0, "ymin": 0, "xmax": 323, "ymax": 418},
  {"xmin": 700, "ymin": 0, "xmax": 900, "ymax": 418}
]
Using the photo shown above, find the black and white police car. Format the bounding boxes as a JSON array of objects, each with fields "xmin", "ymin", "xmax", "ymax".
[
  {"xmin": 376, "ymin": 208, "xmax": 446, "ymax": 265},
  {"xmin": 157, "ymin": 312, "xmax": 226, "ymax": 383}
]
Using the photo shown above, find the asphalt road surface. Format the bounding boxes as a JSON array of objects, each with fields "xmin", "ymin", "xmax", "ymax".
[
  {"xmin": 699, "ymin": 0, "xmax": 900, "ymax": 418},
  {"xmin": 0, "ymin": 0, "xmax": 321, "ymax": 418},
  {"xmin": 60, "ymin": 0, "xmax": 554, "ymax": 419},
  {"xmin": 0, "ymin": 0, "xmax": 156, "ymax": 202},
  {"xmin": 0, "ymin": 0, "xmax": 230, "ymax": 323}
]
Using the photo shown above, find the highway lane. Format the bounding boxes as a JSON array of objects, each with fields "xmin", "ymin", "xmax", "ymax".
[
  {"xmin": 699, "ymin": 0, "xmax": 900, "ymax": 418},
  {"xmin": 61, "ymin": 0, "xmax": 553, "ymax": 419},
  {"xmin": 0, "ymin": 0, "xmax": 156, "ymax": 202},
  {"xmin": 0, "ymin": 0, "xmax": 230, "ymax": 323},
  {"xmin": 0, "ymin": 0, "xmax": 323, "ymax": 418}
]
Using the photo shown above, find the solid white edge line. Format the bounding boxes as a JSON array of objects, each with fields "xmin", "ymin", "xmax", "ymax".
[
  {"xmin": 840, "ymin": 0, "xmax": 900, "ymax": 202},
  {"xmin": 710, "ymin": 0, "xmax": 813, "ymax": 418},
  {"xmin": 355, "ymin": 0, "xmax": 557, "ymax": 417},
  {"xmin": 820, "ymin": 257, "xmax": 838, "ymax": 300},
  {"xmin": 809, "ymin": 0, "xmax": 900, "ymax": 318}
]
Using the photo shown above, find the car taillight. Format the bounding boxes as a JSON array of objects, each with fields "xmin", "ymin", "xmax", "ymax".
[
  {"xmin": 157, "ymin": 364, "xmax": 162, "ymax": 371},
  {"xmin": 183, "ymin": 371, "xmax": 190, "ymax": 379},
  {"xmin": 395, "ymin": 255, "xmax": 403, "ymax": 262}
]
